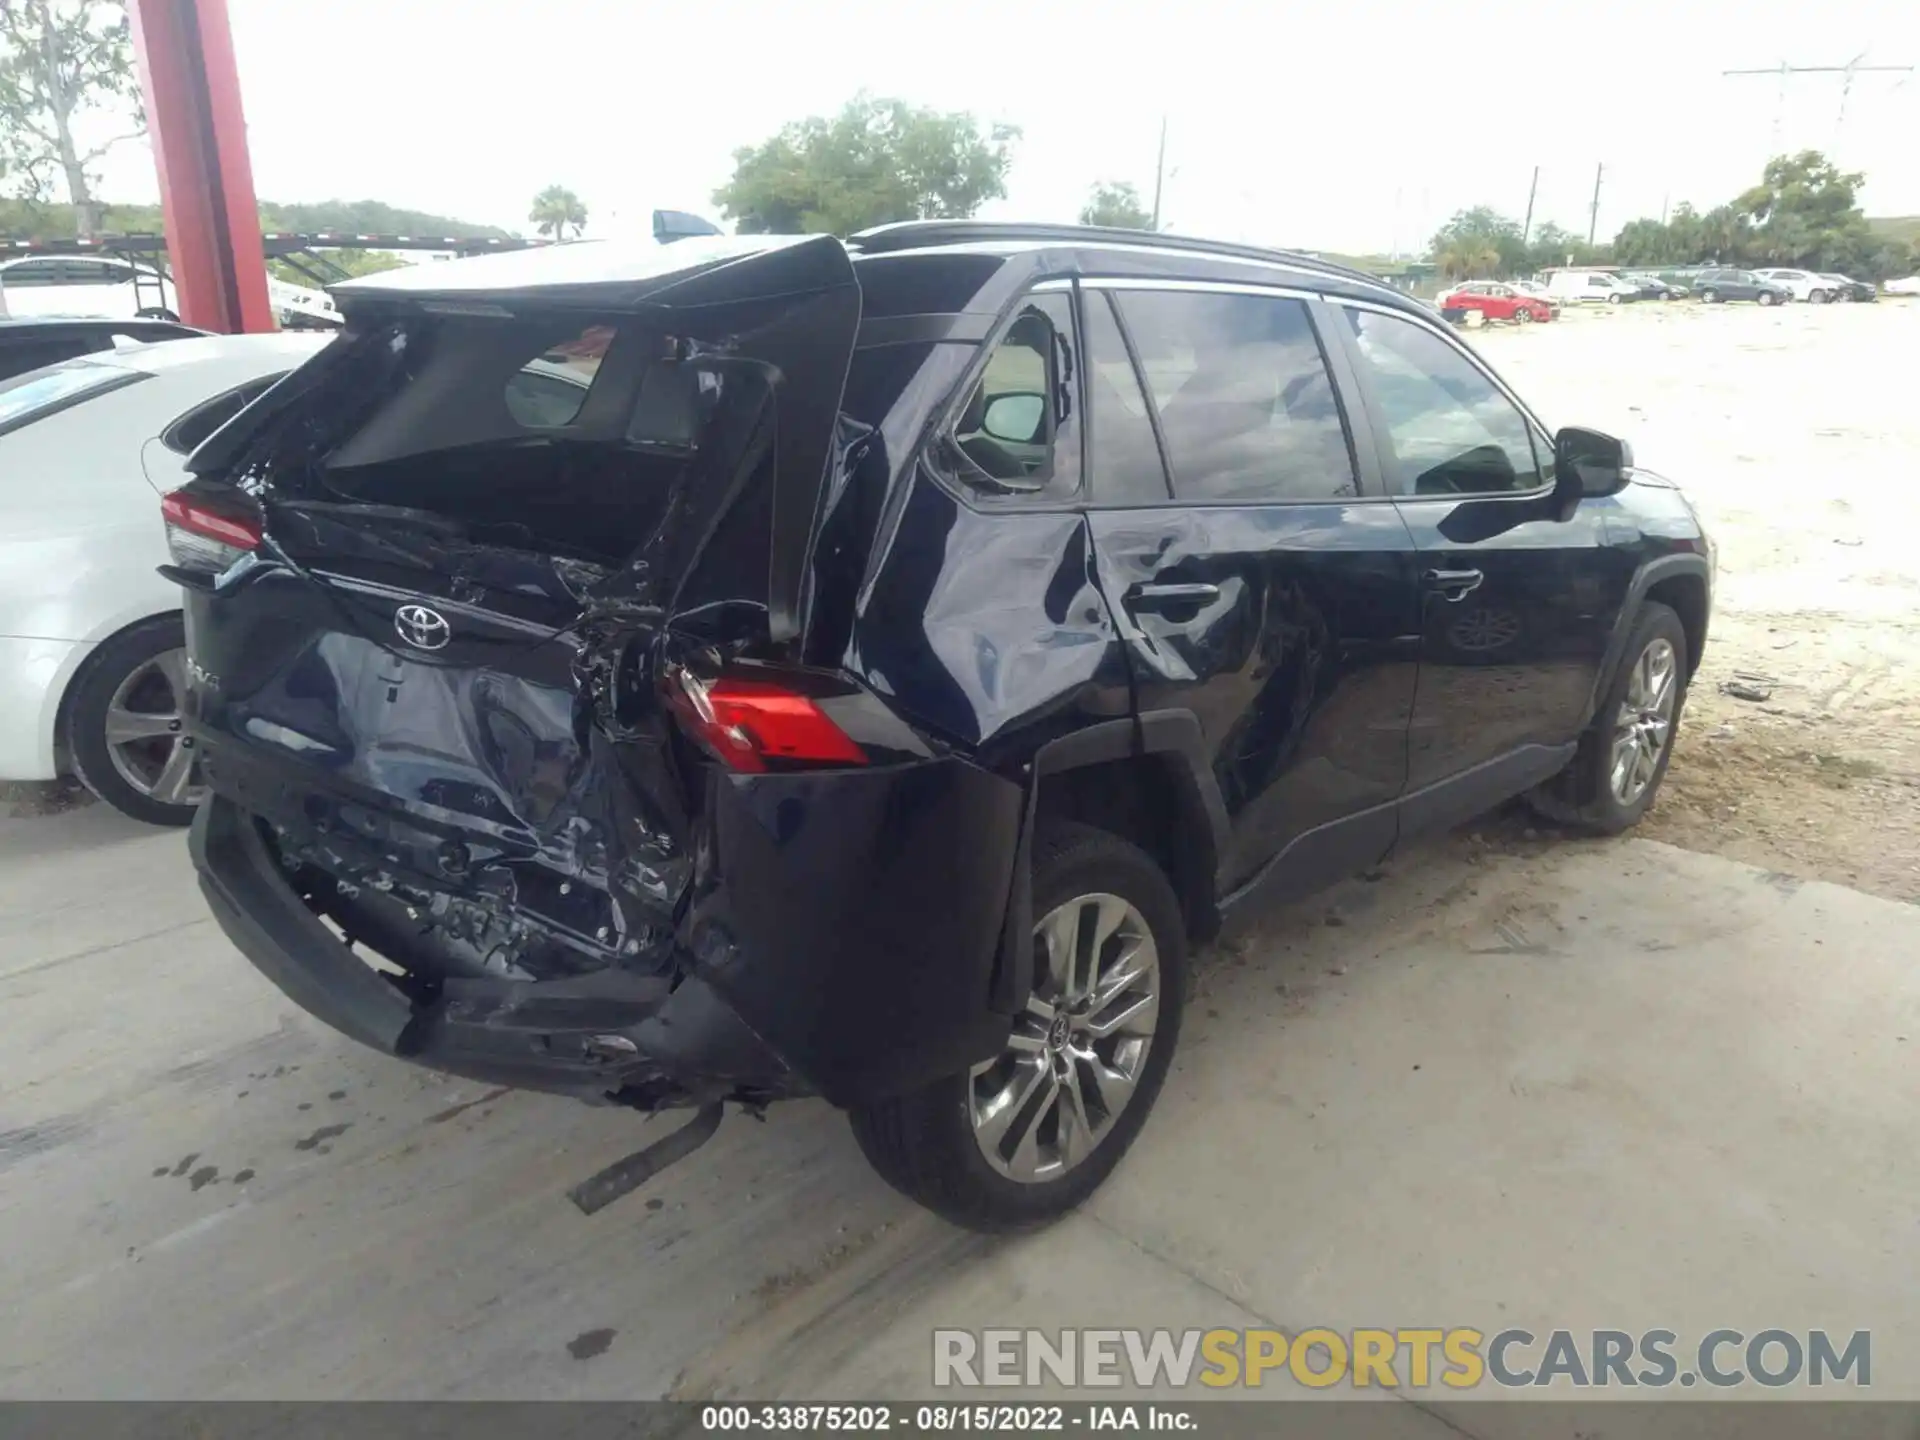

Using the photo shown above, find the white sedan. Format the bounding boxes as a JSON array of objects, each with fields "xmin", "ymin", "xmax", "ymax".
[
  {"xmin": 1754, "ymin": 268, "xmax": 1840, "ymax": 303},
  {"xmin": 0, "ymin": 332, "xmax": 332, "ymax": 823},
  {"xmin": 1885, "ymin": 275, "xmax": 1920, "ymax": 296}
]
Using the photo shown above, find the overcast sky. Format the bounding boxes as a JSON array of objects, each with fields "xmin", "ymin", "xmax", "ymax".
[{"xmin": 94, "ymin": 0, "xmax": 1920, "ymax": 254}]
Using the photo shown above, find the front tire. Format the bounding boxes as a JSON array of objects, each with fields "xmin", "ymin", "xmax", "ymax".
[
  {"xmin": 64, "ymin": 614, "xmax": 204, "ymax": 826},
  {"xmin": 1528, "ymin": 602, "xmax": 1688, "ymax": 835},
  {"xmin": 1607, "ymin": 292, "xmax": 1624, "ymax": 305},
  {"xmin": 1701, "ymin": 287, "xmax": 1720, "ymax": 304},
  {"xmin": 1758, "ymin": 290, "xmax": 1778, "ymax": 306},
  {"xmin": 850, "ymin": 821, "xmax": 1187, "ymax": 1232},
  {"xmin": 1810, "ymin": 289, "xmax": 1830, "ymax": 304},
  {"xmin": 1515, "ymin": 307, "xmax": 1534, "ymax": 324}
]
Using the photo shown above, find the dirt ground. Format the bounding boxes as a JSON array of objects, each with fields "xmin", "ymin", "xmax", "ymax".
[{"xmin": 1478, "ymin": 299, "xmax": 1920, "ymax": 903}]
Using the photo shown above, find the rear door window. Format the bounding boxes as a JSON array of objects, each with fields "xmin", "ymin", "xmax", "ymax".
[
  {"xmin": 1110, "ymin": 289, "xmax": 1357, "ymax": 503},
  {"xmin": 1083, "ymin": 290, "xmax": 1171, "ymax": 505}
]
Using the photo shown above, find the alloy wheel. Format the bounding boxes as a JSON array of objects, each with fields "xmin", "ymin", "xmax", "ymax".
[
  {"xmin": 1516, "ymin": 308, "xmax": 1534, "ymax": 324},
  {"xmin": 971, "ymin": 893, "xmax": 1160, "ymax": 1184},
  {"xmin": 1610, "ymin": 637, "xmax": 1678, "ymax": 806},
  {"xmin": 103, "ymin": 647, "xmax": 204, "ymax": 809}
]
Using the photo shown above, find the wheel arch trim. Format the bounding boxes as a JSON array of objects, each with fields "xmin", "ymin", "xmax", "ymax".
[
  {"xmin": 1586, "ymin": 553, "xmax": 1711, "ymax": 725},
  {"xmin": 988, "ymin": 711, "xmax": 1227, "ymax": 1014}
]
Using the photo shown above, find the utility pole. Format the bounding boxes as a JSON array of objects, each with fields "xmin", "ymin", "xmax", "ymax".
[
  {"xmin": 1588, "ymin": 163, "xmax": 1604, "ymax": 246},
  {"xmin": 1149, "ymin": 116, "xmax": 1168, "ymax": 231},
  {"xmin": 1723, "ymin": 58, "xmax": 1914, "ymax": 157},
  {"xmin": 1521, "ymin": 166, "xmax": 1539, "ymax": 245}
]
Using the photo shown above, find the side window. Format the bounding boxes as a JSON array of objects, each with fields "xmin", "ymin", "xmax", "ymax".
[
  {"xmin": 1, "ymin": 259, "xmax": 62, "ymax": 287},
  {"xmin": 1083, "ymin": 289, "xmax": 1170, "ymax": 505},
  {"xmin": 1111, "ymin": 289, "xmax": 1357, "ymax": 503},
  {"xmin": 63, "ymin": 261, "xmax": 126, "ymax": 287},
  {"xmin": 1341, "ymin": 306, "xmax": 1543, "ymax": 496},
  {"xmin": 951, "ymin": 290, "xmax": 1078, "ymax": 497},
  {"xmin": 163, "ymin": 376, "xmax": 283, "ymax": 454}
]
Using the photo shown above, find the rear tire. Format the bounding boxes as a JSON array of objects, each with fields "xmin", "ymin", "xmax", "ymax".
[
  {"xmin": 849, "ymin": 821, "xmax": 1187, "ymax": 1233},
  {"xmin": 1528, "ymin": 602, "xmax": 1689, "ymax": 835},
  {"xmin": 64, "ymin": 614, "xmax": 203, "ymax": 827}
]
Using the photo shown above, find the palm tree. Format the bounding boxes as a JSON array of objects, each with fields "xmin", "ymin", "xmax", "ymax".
[
  {"xmin": 1436, "ymin": 237, "xmax": 1499, "ymax": 281},
  {"xmin": 529, "ymin": 185, "xmax": 589, "ymax": 241}
]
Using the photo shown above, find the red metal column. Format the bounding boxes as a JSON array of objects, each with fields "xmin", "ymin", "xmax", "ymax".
[{"xmin": 129, "ymin": 0, "xmax": 275, "ymax": 333}]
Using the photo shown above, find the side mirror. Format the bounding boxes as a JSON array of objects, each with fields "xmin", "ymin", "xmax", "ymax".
[
  {"xmin": 1553, "ymin": 426, "xmax": 1633, "ymax": 516},
  {"xmin": 981, "ymin": 392, "xmax": 1048, "ymax": 445}
]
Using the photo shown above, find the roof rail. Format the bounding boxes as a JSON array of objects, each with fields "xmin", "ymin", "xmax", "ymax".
[{"xmin": 846, "ymin": 220, "xmax": 1390, "ymax": 290}]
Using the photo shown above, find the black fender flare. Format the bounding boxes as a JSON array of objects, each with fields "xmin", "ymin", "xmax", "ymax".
[
  {"xmin": 988, "ymin": 710, "xmax": 1228, "ymax": 1013},
  {"xmin": 1586, "ymin": 552, "xmax": 1712, "ymax": 725}
]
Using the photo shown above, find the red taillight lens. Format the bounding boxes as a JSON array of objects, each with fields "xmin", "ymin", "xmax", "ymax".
[
  {"xmin": 665, "ymin": 671, "xmax": 868, "ymax": 773},
  {"xmin": 161, "ymin": 490, "xmax": 261, "ymax": 573}
]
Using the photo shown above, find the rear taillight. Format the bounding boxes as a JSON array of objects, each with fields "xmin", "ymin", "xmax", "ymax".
[
  {"xmin": 161, "ymin": 490, "xmax": 260, "ymax": 574},
  {"xmin": 664, "ymin": 669, "xmax": 868, "ymax": 773}
]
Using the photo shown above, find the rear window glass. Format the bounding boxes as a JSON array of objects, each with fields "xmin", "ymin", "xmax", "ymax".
[{"xmin": 0, "ymin": 360, "xmax": 143, "ymax": 437}]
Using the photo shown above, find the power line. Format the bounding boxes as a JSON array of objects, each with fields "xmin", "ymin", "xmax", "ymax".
[{"xmin": 1722, "ymin": 57, "xmax": 1915, "ymax": 156}]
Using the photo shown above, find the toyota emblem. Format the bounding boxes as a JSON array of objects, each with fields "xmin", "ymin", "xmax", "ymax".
[{"xmin": 394, "ymin": 603, "xmax": 452, "ymax": 651}]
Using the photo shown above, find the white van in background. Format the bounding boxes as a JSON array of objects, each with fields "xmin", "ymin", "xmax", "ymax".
[{"xmin": 1545, "ymin": 270, "xmax": 1642, "ymax": 305}]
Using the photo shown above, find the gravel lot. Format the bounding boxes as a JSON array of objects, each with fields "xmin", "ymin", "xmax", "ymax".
[{"xmin": 1477, "ymin": 298, "xmax": 1920, "ymax": 901}]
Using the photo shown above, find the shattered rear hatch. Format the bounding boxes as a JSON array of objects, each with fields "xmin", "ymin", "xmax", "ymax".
[{"xmin": 180, "ymin": 234, "xmax": 861, "ymax": 993}]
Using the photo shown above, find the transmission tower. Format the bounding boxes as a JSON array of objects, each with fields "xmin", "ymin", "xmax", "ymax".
[{"xmin": 1723, "ymin": 56, "xmax": 1915, "ymax": 157}]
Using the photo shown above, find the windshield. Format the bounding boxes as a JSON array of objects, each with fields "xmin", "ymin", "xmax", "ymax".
[{"xmin": 0, "ymin": 359, "xmax": 144, "ymax": 438}]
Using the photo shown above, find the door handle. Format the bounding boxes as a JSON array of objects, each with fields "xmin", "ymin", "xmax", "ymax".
[
  {"xmin": 1126, "ymin": 581, "xmax": 1221, "ymax": 611},
  {"xmin": 1423, "ymin": 567, "xmax": 1484, "ymax": 601}
]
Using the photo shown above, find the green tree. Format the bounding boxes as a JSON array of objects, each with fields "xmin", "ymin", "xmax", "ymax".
[
  {"xmin": 1079, "ymin": 180, "xmax": 1153, "ymax": 229},
  {"xmin": 528, "ymin": 184, "xmax": 587, "ymax": 241},
  {"xmin": 1601, "ymin": 152, "xmax": 1914, "ymax": 276},
  {"xmin": 1430, "ymin": 206, "xmax": 1527, "ymax": 279},
  {"xmin": 715, "ymin": 95, "xmax": 1019, "ymax": 235},
  {"xmin": 267, "ymin": 251, "xmax": 408, "ymax": 289},
  {"xmin": 0, "ymin": 0, "xmax": 144, "ymax": 237}
]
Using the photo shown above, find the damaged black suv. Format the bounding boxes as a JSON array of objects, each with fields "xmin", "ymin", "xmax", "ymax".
[{"xmin": 170, "ymin": 223, "xmax": 1713, "ymax": 1231}]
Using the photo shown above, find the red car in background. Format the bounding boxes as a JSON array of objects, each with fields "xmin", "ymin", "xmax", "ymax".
[{"xmin": 1439, "ymin": 281, "xmax": 1554, "ymax": 323}]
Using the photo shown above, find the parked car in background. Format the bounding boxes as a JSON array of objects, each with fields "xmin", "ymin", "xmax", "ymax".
[
  {"xmin": 1754, "ymin": 268, "xmax": 1839, "ymax": 303},
  {"xmin": 1545, "ymin": 270, "xmax": 1642, "ymax": 304},
  {"xmin": 1692, "ymin": 269, "xmax": 1790, "ymax": 305},
  {"xmin": 0, "ymin": 332, "xmax": 332, "ymax": 823},
  {"xmin": 1507, "ymin": 279, "xmax": 1563, "ymax": 311},
  {"xmin": 1437, "ymin": 281, "xmax": 1555, "ymax": 323},
  {"xmin": 1816, "ymin": 273, "xmax": 1875, "ymax": 302},
  {"xmin": 0, "ymin": 316, "xmax": 205, "ymax": 383},
  {"xmin": 0, "ymin": 254, "xmax": 178, "ymax": 320},
  {"xmin": 172, "ymin": 223, "xmax": 1714, "ymax": 1231},
  {"xmin": 1879, "ymin": 274, "xmax": 1920, "ymax": 296},
  {"xmin": 267, "ymin": 277, "xmax": 343, "ymax": 330},
  {"xmin": 1623, "ymin": 273, "xmax": 1685, "ymax": 300}
]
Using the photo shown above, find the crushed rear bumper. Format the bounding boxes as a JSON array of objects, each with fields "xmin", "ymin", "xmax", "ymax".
[
  {"xmin": 190, "ymin": 745, "xmax": 1025, "ymax": 1108},
  {"xmin": 190, "ymin": 796, "xmax": 793, "ymax": 1105}
]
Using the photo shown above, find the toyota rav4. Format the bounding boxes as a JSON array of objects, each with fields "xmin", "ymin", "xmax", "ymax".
[{"xmin": 169, "ymin": 223, "xmax": 1713, "ymax": 1231}]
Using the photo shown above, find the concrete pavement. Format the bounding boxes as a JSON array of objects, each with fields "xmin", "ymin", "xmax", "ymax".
[{"xmin": 1, "ymin": 804, "xmax": 1914, "ymax": 1419}]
